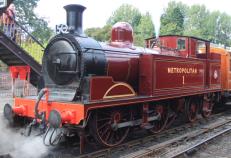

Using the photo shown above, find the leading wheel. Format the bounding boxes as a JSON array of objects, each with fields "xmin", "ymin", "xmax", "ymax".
[{"xmin": 91, "ymin": 107, "xmax": 132, "ymax": 147}]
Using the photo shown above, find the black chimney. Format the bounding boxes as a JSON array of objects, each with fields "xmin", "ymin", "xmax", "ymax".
[{"xmin": 64, "ymin": 4, "xmax": 86, "ymax": 35}]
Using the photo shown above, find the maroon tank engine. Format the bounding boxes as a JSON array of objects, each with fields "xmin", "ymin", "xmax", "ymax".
[{"xmin": 3, "ymin": 3, "xmax": 222, "ymax": 152}]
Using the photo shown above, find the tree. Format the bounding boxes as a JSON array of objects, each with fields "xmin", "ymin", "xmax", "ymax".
[
  {"xmin": 85, "ymin": 24, "xmax": 112, "ymax": 42},
  {"xmin": 206, "ymin": 11, "xmax": 221, "ymax": 42},
  {"xmin": 85, "ymin": 4, "xmax": 155, "ymax": 46},
  {"xmin": 107, "ymin": 4, "xmax": 142, "ymax": 28},
  {"xmin": 183, "ymin": 5, "xmax": 209, "ymax": 39},
  {"xmin": 107, "ymin": 4, "xmax": 155, "ymax": 46},
  {"xmin": 135, "ymin": 12, "xmax": 155, "ymax": 46},
  {"xmin": 30, "ymin": 18, "xmax": 53, "ymax": 43},
  {"xmin": 216, "ymin": 13, "xmax": 231, "ymax": 46},
  {"xmin": 13, "ymin": 0, "xmax": 53, "ymax": 43},
  {"xmin": 159, "ymin": 0, "xmax": 231, "ymax": 46},
  {"xmin": 160, "ymin": 1, "xmax": 186, "ymax": 35}
]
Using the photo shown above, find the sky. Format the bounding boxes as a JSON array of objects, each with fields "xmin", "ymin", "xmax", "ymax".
[{"xmin": 35, "ymin": 0, "xmax": 231, "ymax": 34}]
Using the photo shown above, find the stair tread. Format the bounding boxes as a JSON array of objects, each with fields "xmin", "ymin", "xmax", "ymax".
[
  {"xmin": 0, "ymin": 30, "xmax": 42, "ymax": 87},
  {"xmin": 0, "ymin": 55, "xmax": 18, "ymax": 60}
]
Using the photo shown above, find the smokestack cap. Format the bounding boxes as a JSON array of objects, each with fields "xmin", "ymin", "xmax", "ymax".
[{"xmin": 64, "ymin": 4, "xmax": 86, "ymax": 35}]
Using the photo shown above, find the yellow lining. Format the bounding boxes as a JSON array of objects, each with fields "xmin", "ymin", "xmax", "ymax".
[{"xmin": 103, "ymin": 83, "xmax": 136, "ymax": 99}]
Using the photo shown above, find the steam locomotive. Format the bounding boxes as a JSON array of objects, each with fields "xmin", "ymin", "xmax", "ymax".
[{"xmin": 3, "ymin": 4, "xmax": 227, "ymax": 152}]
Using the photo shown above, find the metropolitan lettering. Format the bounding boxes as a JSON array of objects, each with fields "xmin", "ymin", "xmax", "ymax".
[{"xmin": 167, "ymin": 67, "xmax": 197, "ymax": 74}]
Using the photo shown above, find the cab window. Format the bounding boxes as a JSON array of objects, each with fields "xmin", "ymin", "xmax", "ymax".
[
  {"xmin": 196, "ymin": 40, "xmax": 206, "ymax": 54},
  {"xmin": 177, "ymin": 38, "xmax": 186, "ymax": 50}
]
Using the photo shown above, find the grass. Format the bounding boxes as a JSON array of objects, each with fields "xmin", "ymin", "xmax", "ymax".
[{"xmin": 19, "ymin": 40, "xmax": 44, "ymax": 64}]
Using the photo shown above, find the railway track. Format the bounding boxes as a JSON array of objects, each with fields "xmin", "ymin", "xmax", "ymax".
[
  {"xmin": 164, "ymin": 125, "xmax": 231, "ymax": 158},
  {"xmin": 76, "ymin": 111, "xmax": 231, "ymax": 158},
  {"xmin": 1, "ymin": 111, "xmax": 230, "ymax": 158},
  {"xmin": 121, "ymin": 115, "xmax": 231, "ymax": 158},
  {"xmin": 0, "ymin": 154, "xmax": 11, "ymax": 158}
]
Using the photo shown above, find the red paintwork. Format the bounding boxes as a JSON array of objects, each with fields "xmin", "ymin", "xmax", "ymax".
[
  {"xmin": 14, "ymin": 97, "xmax": 85, "ymax": 124},
  {"xmin": 100, "ymin": 43, "xmax": 153, "ymax": 89},
  {"xmin": 61, "ymin": 111, "xmax": 76, "ymax": 124},
  {"xmin": 12, "ymin": 105, "xmax": 25, "ymax": 115},
  {"xmin": 110, "ymin": 22, "xmax": 133, "ymax": 48},
  {"xmin": 159, "ymin": 36, "xmax": 189, "ymax": 57},
  {"xmin": 141, "ymin": 103, "xmax": 149, "ymax": 126},
  {"xmin": 9, "ymin": 66, "xmax": 30, "ymax": 80},
  {"xmin": 90, "ymin": 77, "xmax": 135, "ymax": 101},
  {"xmin": 146, "ymin": 35, "xmax": 210, "ymax": 58},
  {"xmin": 209, "ymin": 62, "xmax": 221, "ymax": 89},
  {"xmin": 155, "ymin": 59, "xmax": 204, "ymax": 89},
  {"xmin": 139, "ymin": 54, "xmax": 153, "ymax": 96},
  {"xmin": 11, "ymin": 35, "xmax": 222, "ymax": 127},
  {"xmin": 100, "ymin": 22, "xmax": 157, "ymax": 89},
  {"xmin": 139, "ymin": 54, "xmax": 206, "ymax": 96}
]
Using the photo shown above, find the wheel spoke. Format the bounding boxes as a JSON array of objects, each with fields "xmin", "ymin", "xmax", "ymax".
[
  {"xmin": 97, "ymin": 117, "xmax": 112, "ymax": 122},
  {"xmin": 104, "ymin": 130, "xmax": 111, "ymax": 142},
  {"xmin": 98, "ymin": 111, "xmax": 111, "ymax": 117},
  {"xmin": 98, "ymin": 122, "xmax": 109, "ymax": 131},
  {"xmin": 150, "ymin": 104, "xmax": 168, "ymax": 134},
  {"xmin": 92, "ymin": 108, "xmax": 132, "ymax": 147},
  {"xmin": 101, "ymin": 126, "xmax": 110, "ymax": 137}
]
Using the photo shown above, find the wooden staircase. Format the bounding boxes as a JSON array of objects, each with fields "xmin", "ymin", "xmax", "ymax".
[{"xmin": 0, "ymin": 19, "xmax": 45, "ymax": 87}]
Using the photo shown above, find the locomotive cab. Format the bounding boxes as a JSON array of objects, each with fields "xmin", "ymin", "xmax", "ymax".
[{"xmin": 145, "ymin": 35, "xmax": 211, "ymax": 58}]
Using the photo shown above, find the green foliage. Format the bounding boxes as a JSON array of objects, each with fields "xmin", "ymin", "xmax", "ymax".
[
  {"xmin": 85, "ymin": 25, "xmax": 112, "ymax": 42},
  {"xmin": 160, "ymin": 1, "xmax": 231, "ymax": 46},
  {"xmin": 135, "ymin": 12, "xmax": 155, "ymax": 46},
  {"xmin": 184, "ymin": 5, "xmax": 210, "ymax": 39},
  {"xmin": 160, "ymin": 1, "xmax": 186, "ymax": 35},
  {"xmin": 214, "ymin": 13, "xmax": 231, "ymax": 46},
  {"xmin": 86, "ymin": 4, "xmax": 154, "ymax": 46},
  {"xmin": 206, "ymin": 11, "xmax": 221, "ymax": 42},
  {"xmin": 21, "ymin": 42, "xmax": 43, "ymax": 64},
  {"xmin": 183, "ymin": 4, "xmax": 231, "ymax": 46},
  {"xmin": 13, "ymin": 0, "xmax": 53, "ymax": 43},
  {"xmin": 30, "ymin": 18, "xmax": 53, "ymax": 42},
  {"xmin": 107, "ymin": 4, "xmax": 141, "ymax": 28}
]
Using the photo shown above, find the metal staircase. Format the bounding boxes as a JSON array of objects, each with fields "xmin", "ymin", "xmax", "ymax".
[{"xmin": 0, "ymin": 17, "xmax": 45, "ymax": 87}]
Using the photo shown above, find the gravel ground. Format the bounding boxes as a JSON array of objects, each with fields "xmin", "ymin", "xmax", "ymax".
[
  {"xmin": 0, "ymin": 72, "xmax": 47, "ymax": 158},
  {"xmin": 0, "ymin": 97, "xmax": 48, "ymax": 158},
  {"xmin": 192, "ymin": 132, "xmax": 231, "ymax": 158},
  {"xmin": 0, "ymin": 98, "xmax": 13, "ymax": 112}
]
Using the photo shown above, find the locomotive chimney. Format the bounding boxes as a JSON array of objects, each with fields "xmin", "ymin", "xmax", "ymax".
[{"xmin": 64, "ymin": 4, "xmax": 86, "ymax": 35}]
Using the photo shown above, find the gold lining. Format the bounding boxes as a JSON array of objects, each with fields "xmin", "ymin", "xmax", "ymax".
[
  {"xmin": 103, "ymin": 83, "xmax": 136, "ymax": 99},
  {"xmin": 154, "ymin": 59, "xmax": 205, "ymax": 90}
]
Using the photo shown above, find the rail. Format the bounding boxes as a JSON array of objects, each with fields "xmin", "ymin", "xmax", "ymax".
[
  {"xmin": 122, "ymin": 113, "xmax": 231, "ymax": 158},
  {"xmin": 0, "ymin": 12, "xmax": 45, "ymax": 64},
  {"xmin": 74, "ymin": 112, "xmax": 227, "ymax": 158},
  {"xmin": 168, "ymin": 125, "xmax": 231, "ymax": 158}
]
